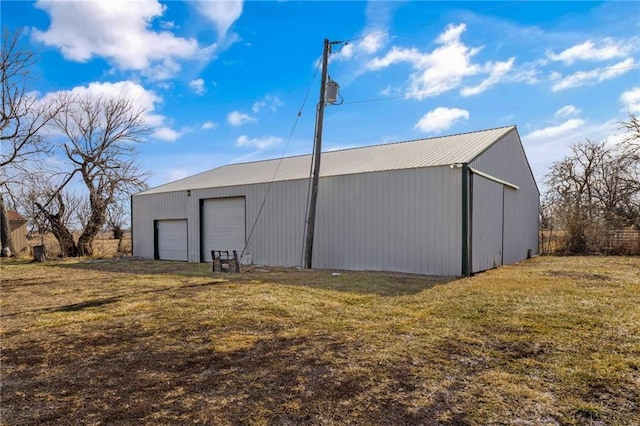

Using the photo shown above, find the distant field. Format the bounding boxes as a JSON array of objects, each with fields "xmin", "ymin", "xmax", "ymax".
[
  {"xmin": 21, "ymin": 231, "xmax": 132, "ymax": 259},
  {"xmin": 1, "ymin": 256, "xmax": 639, "ymax": 425}
]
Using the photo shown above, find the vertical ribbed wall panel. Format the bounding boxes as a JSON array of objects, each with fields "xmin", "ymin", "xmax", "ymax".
[
  {"xmin": 133, "ymin": 166, "xmax": 464, "ymax": 275},
  {"xmin": 313, "ymin": 167, "xmax": 462, "ymax": 276},
  {"xmin": 133, "ymin": 181, "xmax": 308, "ymax": 266},
  {"xmin": 190, "ymin": 180, "xmax": 308, "ymax": 266},
  {"xmin": 471, "ymin": 175, "xmax": 504, "ymax": 273},
  {"xmin": 132, "ymin": 191, "xmax": 191, "ymax": 260},
  {"xmin": 470, "ymin": 129, "xmax": 539, "ymax": 265}
]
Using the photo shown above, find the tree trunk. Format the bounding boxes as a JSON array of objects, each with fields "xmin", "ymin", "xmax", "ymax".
[
  {"xmin": 35, "ymin": 199, "xmax": 80, "ymax": 257},
  {"xmin": 48, "ymin": 214, "xmax": 80, "ymax": 257},
  {"xmin": 76, "ymin": 195, "xmax": 108, "ymax": 256},
  {"xmin": 0, "ymin": 194, "xmax": 15, "ymax": 257}
]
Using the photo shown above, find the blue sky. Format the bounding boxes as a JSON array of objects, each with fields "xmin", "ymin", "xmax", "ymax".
[{"xmin": 3, "ymin": 0, "xmax": 639, "ymax": 189}]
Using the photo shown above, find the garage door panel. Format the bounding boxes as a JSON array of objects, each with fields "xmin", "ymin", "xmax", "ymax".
[
  {"xmin": 202, "ymin": 198, "xmax": 246, "ymax": 262},
  {"xmin": 157, "ymin": 219, "xmax": 188, "ymax": 261}
]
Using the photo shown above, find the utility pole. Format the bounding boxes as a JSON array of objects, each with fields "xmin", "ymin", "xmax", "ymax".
[{"xmin": 303, "ymin": 38, "xmax": 331, "ymax": 269}]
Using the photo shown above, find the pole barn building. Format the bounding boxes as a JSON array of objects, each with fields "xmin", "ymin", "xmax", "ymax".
[{"xmin": 132, "ymin": 126, "xmax": 539, "ymax": 276}]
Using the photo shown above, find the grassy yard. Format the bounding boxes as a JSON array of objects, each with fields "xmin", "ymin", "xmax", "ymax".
[{"xmin": 1, "ymin": 256, "xmax": 639, "ymax": 425}]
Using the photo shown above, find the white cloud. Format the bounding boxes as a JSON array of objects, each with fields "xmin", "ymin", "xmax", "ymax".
[
  {"xmin": 555, "ymin": 105, "xmax": 580, "ymax": 117},
  {"xmin": 252, "ymin": 94, "xmax": 283, "ymax": 113},
  {"xmin": 461, "ymin": 57, "xmax": 515, "ymax": 96},
  {"xmin": 524, "ymin": 118, "xmax": 586, "ymax": 142},
  {"xmin": 201, "ymin": 120, "xmax": 218, "ymax": 130},
  {"xmin": 331, "ymin": 2, "xmax": 394, "ymax": 62},
  {"xmin": 227, "ymin": 111, "xmax": 256, "ymax": 127},
  {"xmin": 333, "ymin": 43, "xmax": 355, "ymax": 61},
  {"xmin": 621, "ymin": 87, "xmax": 640, "ymax": 113},
  {"xmin": 189, "ymin": 78, "xmax": 205, "ymax": 95},
  {"xmin": 159, "ymin": 20, "xmax": 177, "ymax": 30},
  {"xmin": 251, "ymin": 101, "xmax": 265, "ymax": 113},
  {"xmin": 367, "ymin": 24, "xmax": 483, "ymax": 99},
  {"xmin": 195, "ymin": 0, "xmax": 243, "ymax": 38},
  {"xmin": 32, "ymin": 0, "xmax": 215, "ymax": 80},
  {"xmin": 40, "ymin": 80, "xmax": 184, "ymax": 142},
  {"xmin": 367, "ymin": 46, "xmax": 421, "ymax": 70},
  {"xmin": 42, "ymin": 80, "xmax": 165, "ymax": 128},
  {"xmin": 153, "ymin": 127, "xmax": 182, "ymax": 142},
  {"xmin": 549, "ymin": 71, "xmax": 563, "ymax": 81},
  {"xmin": 359, "ymin": 33, "xmax": 387, "ymax": 55},
  {"xmin": 414, "ymin": 107, "xmax": 469, "ymax": 133},
  {"xmin": 547, "ymin": 37, "xmax": 638, "ymax": 65},
  {"xmin": 551, "ymin": 58, "xmax": 635, "ymax": 92},
  {"xmin": 235, "ymin": 135, "xmax": 282, "ymax": 150}
]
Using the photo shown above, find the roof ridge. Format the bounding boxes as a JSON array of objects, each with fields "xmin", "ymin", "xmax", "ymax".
[
  {"xmin": 320, "ymin": 125, "xmax": 516, "ymax": 156},
  {"xmin": 223, "ymin": 125, "xmax": 517, "ymax": 167}
]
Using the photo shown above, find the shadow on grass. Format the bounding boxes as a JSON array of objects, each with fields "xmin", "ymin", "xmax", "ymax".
[
  {"xmin": 52, "ymin": 297, "xmax": 123, "ymax": 312},
  {"xmin": 52, "ymin": 257, "xmax": 214, "ymax": 277},
  {"xmin": 1, "ymin": 328, "xmax": 465, "ymax": 425},
  {"xmin": 52, "ymin": 258, "xmax": 457, "ymax": 297},
  {"xmin": 0, "ymin": 281, "xmax": 225, "ymax": 319}
]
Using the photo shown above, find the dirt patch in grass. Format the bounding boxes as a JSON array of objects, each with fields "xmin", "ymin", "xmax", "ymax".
[{"xmin": 1, "ymin": 256, "xmax": 639, "ymax": 425}]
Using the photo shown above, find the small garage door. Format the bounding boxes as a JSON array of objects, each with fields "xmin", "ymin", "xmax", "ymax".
[
  {"xmin": 201, "ymin": 197, "xmax": 246, "ymax": 262},
  {"xmin": 156, "ymin": 219, "xmax": 188, "ymax": 261}
]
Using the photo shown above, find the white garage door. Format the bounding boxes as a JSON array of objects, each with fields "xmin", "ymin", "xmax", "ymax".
[
  {"xmin": 156, "ymin": 219, "xmax": 188, "ymax": 261},
  {"xmin": 201, "ymin": 197, "xmax": 246, "ymax": 262}
]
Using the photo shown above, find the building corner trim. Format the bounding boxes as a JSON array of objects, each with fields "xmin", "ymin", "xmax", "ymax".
[{"xmin": 462, "ymin": 163, "xmax": 470, "ymax": 276}]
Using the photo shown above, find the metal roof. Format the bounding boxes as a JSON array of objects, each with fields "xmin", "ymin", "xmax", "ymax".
[
  {"xmin": 7, "ymin": 210, "xmax": 27, "ymax": 222},
  {"xmin": 138, "ymin": 126, "xmax": 516, "ymax": 195}
]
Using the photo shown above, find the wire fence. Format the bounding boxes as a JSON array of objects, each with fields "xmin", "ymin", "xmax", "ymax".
[{"xmin": 540, "ymin": 229, "xmax": 640, "ymax": 255}]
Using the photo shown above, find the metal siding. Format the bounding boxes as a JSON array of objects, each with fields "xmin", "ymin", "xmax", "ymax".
[
  {"xmin": 471, "ymin": 175, "xmax": 504, "ymax": 273},
  {"xmin": 133, "ymin": 167, "xmax": 464, "ymax": 275},
  {"xmin": 9, "ymin": 222, "xmax": 28, "ymax": 253},
  {"xmin": 192, "ymin": 181, "xmax": 308, "ymax": 266},
  {"xmin": 157, "ymin": 219, "xmax": 188, "ymax": 261},
  {"xmin": 470, "ymin": 129, "xmax": 539, "ymax": 265},
  {"xmin": 503, "ymin": 187, "xmax": 525, "ymax": 265},
  {"xmin": 313, "ymin": 167, "xmax": 461, "ymax": 275},
  {"xmin": 132, "ymin": 181, "xmax": 308, "ymax": 265},
  {"xmin": 132, "ymin": 192, "xmax": 191, "ymax": 260}
]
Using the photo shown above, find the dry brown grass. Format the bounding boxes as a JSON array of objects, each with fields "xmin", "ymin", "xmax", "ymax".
[
  {"xmin": 21, "ymin": 231, "xmax": 132, "ymax": 260},
  {"xmin": 1, "ymin": 256, "xmax": 639, "ymax": 425}
]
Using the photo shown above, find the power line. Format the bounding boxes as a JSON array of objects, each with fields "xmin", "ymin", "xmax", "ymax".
[{"xmin": 240, "ymin": 60, "xmax": 321, "ymax": 260}]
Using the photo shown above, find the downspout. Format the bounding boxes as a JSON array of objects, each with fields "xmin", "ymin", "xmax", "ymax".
[
  {"xmin": 153, "ymin": 220, "xmax": 159, "ymax": 260},
  {"xmin": 130, "ymin": 195, "xmax": 134, "ymax": 257},
  {"xmin": 461, "ymin": 163, "xmax": 471, "ymax": 276}
]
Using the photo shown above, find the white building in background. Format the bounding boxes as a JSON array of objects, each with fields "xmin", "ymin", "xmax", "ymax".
[{"xmin": 132, "ymin": 126, "xmax": 539, "ymax": 276}]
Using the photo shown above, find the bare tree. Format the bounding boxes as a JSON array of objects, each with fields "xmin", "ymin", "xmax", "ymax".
[
  {"xmin": 35, "ymin": 192, "xmax": 81, "ymax": 257},
  {"xmin": 620, "ymin": 112, "xmax": 640, "ymax": 142},
  {"xmin": 35, "ymin": 95, "xmax": 151, "ymax": 256},
  {"xmin": 545, "ymin": 140, "xmax": 601, "ymax": 253},
  {"xmin": 1, "ymin": 28, "xmax": 67, "ymax": 256},
  {"xmin": 544, "ymin": 117, "xmax": 640, "ymax": 253},
  {"xmin": 106, "ymin": 197, "xmax": 129, "ymax": 253},
  {"xmin": 0, "ymin": 195, "xmax": 12, "ymax": 256},
  {"xmin": 614, "ymin": 113, "xmax": 640, "ymax": 228}
]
